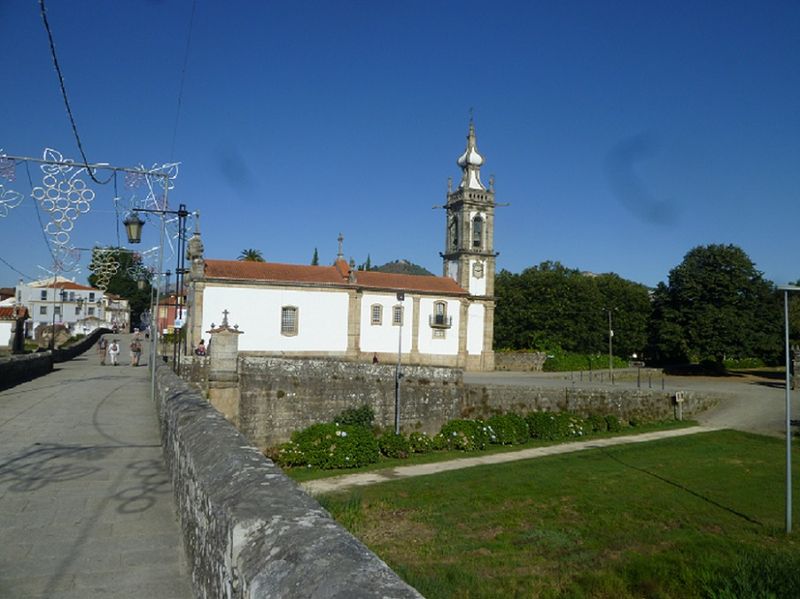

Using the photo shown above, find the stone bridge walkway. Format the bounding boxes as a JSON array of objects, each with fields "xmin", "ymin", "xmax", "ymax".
[{"xmin": 0, "ymin": 337, "xmax": 192, "ymax": 598}]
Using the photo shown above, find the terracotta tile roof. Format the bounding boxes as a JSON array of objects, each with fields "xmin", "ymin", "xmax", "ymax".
[
  {"xmin": 204, "ymin": 259, "xmax": 467, "ymax": 295},
  {"xmin": 39, "ymin": 281, "xmax": 98, "ymax": 291},
  {"xmin": 0, "ymin": 306, "xmax": 28, "ymax": 320}
]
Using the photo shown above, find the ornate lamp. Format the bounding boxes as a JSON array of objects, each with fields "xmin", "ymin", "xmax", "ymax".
[{"xmin": 123, "ymin": 212, "xmax": 144, "ymax": 244}]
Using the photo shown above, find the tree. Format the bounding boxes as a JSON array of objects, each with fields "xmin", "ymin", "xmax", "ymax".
[
  {"xmin": 649, "ymin": 244, "xmax": 781, "ymax": 365},
  {"xmin": 494, "ymin": 262, "xmax": 649, "ymax": 356},
  {"xmin": 86, "ymin": 248, "xmax": 153, "ymax": 330},
  {"xmin": 238, "ymin": 248, "xmax": 265, "ymax": 262},
  {"xmin": 311, "ymin": 247, "xmax": 319, "ymax": 266}
]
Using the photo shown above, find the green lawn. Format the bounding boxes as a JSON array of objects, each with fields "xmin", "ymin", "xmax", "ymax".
[{"xmin": 318, "ymin": 430, "xmax": 800, "ymax": 598}]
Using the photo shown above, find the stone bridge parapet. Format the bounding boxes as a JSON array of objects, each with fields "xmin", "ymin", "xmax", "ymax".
[{"xmin": 154, "ymin": 365, "xmax": 423, "ymax": 599}]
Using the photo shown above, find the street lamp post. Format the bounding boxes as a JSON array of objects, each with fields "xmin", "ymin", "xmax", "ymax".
[
  {"xmin": 124, "ymin": 204, "xmax": 190, "ymax": 373},
  {"xmin": 779, "ymin": 284, "xmax": 800, "ymax": 534},
  {"xmin": 607, "ymin": 308, "xmax": 615, "ymax": 385},
  {"xmin": 395, "ymin": 291, "xmax": 405, "ymax": 435}
]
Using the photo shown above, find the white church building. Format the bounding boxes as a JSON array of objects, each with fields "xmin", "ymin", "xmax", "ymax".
[{"xmin": 186, "ymin": 123, "xmax": 497, "ymax": 371}]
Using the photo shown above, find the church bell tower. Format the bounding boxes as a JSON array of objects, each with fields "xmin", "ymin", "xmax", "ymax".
[
  {"xmin": 442, "ymin": 121, "xmax": 496, "ymax": 370},
  {"xmin": 443, "ymin": 120, "xmax": 496, "ymax": 298}
]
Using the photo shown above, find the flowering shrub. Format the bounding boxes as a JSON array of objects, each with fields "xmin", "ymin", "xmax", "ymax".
[
  {"xmin": 277, "ymin": 422, "xmax": 379, "ymax": 469},
  {"xmin": 604, "ymin": 414, "xmax": 623, "ymax": 432},
  {"xmin": 588, "ymin": 414, "xmax": 608, "ymax": 433},
  {"xmin": 526, "ymin": 411, "xmax": 588, "ymax": 440},
  {"xmin": 487, "ymin": 414, "xmax": 529, "ymax": 445},
  {"xmin": 408, "ymin": 431, "xmax": 434, "ymax": 454},
  {"xmin": 439, "ymin": 419, "xmax": 492, "ymax": 451},
  {"xmin": 333, "ymin": 405, "xmax": 375, "ymax": 429},
  {"xmin": 378, "ymin": 432, "xmax": 411, "ymax": 458}
]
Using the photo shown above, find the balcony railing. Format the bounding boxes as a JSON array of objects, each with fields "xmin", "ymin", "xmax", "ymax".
[{"xmin": 429, "ymin": 314, "xmax": 452, "ymax": 329}]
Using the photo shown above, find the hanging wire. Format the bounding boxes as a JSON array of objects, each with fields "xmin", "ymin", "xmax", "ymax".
[
  {"xmin": 24, "ymin": 161, "xmax": 58, "ymax": 267},
  {"xmin": 0, "ymin": 255, "xmax": 33, "ymax": 280},
  {"xmin": 39, "ymin": 0, "xmax": 113, "ymax": 185},
  {"xmin": 170, "ymin": 0, "xmax": 198, "ymax": 162}
]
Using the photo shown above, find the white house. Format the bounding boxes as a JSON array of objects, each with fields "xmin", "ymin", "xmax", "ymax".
[
  {"xmin": 185, "ymin": 123, "xmax": 497, "ymax": 371},
  {"xmin": 15, "ymin": 277, "xmax": 106, "ymax": 338}
]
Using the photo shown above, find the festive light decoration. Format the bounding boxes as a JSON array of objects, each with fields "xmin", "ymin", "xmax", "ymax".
[
  {"xmin": 0, "ymin": 152, "xmax": 16, "ymax": 182},
  {"xmin": 88, "ymin": 247, "xmax": 121, "ymax": 291},
  {"xmin": 31, "ymin": 149, "xmax": 95, "ymax": 246},
  {"xmin": 53, "ymin": 246, "xmax": 82, "ymax": 274},
  {"xmin": 0, "ymin": 184, "xmax": 23, "ymax": 217}
]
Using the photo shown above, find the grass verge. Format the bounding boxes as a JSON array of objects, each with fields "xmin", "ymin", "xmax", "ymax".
[
  {"xmin": 318, "ymin": 430, "xmax": 800, "ymax": 598},
  {"xmin": 284, "ymin": 419, "xmax": 697, "ymax": 483}
]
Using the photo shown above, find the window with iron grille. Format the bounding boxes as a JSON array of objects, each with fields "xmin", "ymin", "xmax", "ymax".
[
  {"xmin": 392, "ymin": 305, "xmax": 403, "ymax": 326},
  {"xmin": 281, "ymin": 306, "xmax": 298, "ymax": 336},
  {"xmin": 371, "ymin": 304, "xmax": 383, "ymax": 326}
]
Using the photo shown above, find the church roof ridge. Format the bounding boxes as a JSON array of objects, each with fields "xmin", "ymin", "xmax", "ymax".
[{"xmin": 204, "ymin": 259, "xmax": 467, "ymax": 295}]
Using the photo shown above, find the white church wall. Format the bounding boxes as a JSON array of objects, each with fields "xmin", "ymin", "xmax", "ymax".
[
  {"xmin": 202, "ymin": 285, "xmax": 349, "ymax": 352},
  {"xmin": 468, "ymin": 259, "xmax": 487, "ymax": 296},
  {"xmin": 0, "ymin": 322, "xmax": 13, "ymax": 348},
  {"xmin": 466, "ymin": 303, "xmax": 485, "ymax": 355},
  {"xmin": 359, "ymin": 293, "xmax": 413, "ymax": 353},
  {"xmin": 416, "ymin": 297, "xmax": 460, "ymax": 356}
]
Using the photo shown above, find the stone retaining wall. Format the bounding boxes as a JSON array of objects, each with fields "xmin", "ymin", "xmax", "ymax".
[
  {"xmin": 461, "ymin": 383, "xmax": 720, "ymax": 422},
  {"xmin": 493, "ymin": 351, "xmax": 548, "ymax": 372},
  {"xmin": 238, "ymin": 356, "xmax": 463, "ymax": 448},
  {"xmin": 154, "ymin": 366, "xmax": 422, "ymax": 599}
]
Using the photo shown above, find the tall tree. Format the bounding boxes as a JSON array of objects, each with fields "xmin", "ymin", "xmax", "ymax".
[
  {"xmin": 494, "ymin": 261, "xmax": 650, "ymax": 355},
  {"xmin": 238, "ymin": 249, "xmax": 265, "ymax": 262},
  {"xmin": 649, "ymin": 244, "xmax": 781, "ymax": 364},
  {"xmin": 86, "ymin": 248, "xmax": 153, "ymax": 330},
  {"xmin": 311, "ymin": 247, "xmax": 319, "ymax": 266}
]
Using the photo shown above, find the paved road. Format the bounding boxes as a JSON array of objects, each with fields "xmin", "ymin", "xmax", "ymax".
[
  {"xmin": 466, "ymin": 369, "xmax": 798, "ymax": 438},
  {"xmin": 0, "ymin": 335, "xmax": 192, "ymax": 598}
]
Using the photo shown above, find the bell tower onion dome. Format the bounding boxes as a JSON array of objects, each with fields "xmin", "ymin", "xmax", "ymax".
[{"xmin": 457, "ymin": 121, "xmax": 485, "ymax": 190}]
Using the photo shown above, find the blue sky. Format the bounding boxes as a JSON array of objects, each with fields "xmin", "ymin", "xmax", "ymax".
[{"xmin": 1, "ymin": 0, "xmax": 798, "ymax": 289}]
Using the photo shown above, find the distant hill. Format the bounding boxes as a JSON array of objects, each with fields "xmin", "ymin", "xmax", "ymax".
[{"xmin": 373, "ymin": 259, "xmax": 435, "ymax": 277}]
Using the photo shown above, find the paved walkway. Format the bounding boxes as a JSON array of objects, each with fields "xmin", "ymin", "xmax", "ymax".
[
  {"xmin": 0, "ymin": 335, "xmax": 193, "ymax": 598},
  {"xmin": 301, "ymin": 425, "xmax": 722, "ymax": 495}
]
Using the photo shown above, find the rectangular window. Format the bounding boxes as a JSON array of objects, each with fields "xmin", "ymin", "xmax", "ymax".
[
  {"xmin": 88, "ymin": 307, "xmax": 95, "ymax": 316},
  {"xmin": 281, "ymin": 306, "xmax": 298, "ymax": 336},
  {"xmin": 40, "ymin": 290, "xmax": 47, "ymax": 300},
  {"xmin": 89, "ymin": 292, "xmax": 95, "ymax": 302},
  {"xmin": 370, "ymin": 304, "xmax": 383, "ymax": 325},
  {"xmin": 392, "ymin": 305, "xmax": 403, "ymax": 326},
  {"xmin": 39, "ymin": 306, "xmax": 47, "ymax": 315},
  {"xmin": 54, "ymin": 306, "xmax": 61, "ymax": 316},
  {"xmin": 69, "ymin": 292, "xmax": 75, "ymax": 301},
  {"xmin": 75, "ymin": 306, "xmax": 81, "ymax": 315},
  {"xmin": 433, "ymin": 329, "xmax": 446, "ymax": 339}
]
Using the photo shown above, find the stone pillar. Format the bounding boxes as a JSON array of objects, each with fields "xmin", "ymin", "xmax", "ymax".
[{"xmin": 207, "ymin": 310, "xmax": 243, "ymax": 426}]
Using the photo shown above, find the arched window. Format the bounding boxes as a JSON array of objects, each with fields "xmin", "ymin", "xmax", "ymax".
[
  {"xmin": 449, "ymin": 216, "xmax": 459, "ymax": 249},
  {"xmin": 430, "ymin": 301, "xmax": 451, "ymax": 328},
  {"xmin": 472, "ymin": 215, "xmax": 483, "ymax": 249},
  {"xmin": 370, "ymin": 304, "xmax": 383, "ymax": 325}
]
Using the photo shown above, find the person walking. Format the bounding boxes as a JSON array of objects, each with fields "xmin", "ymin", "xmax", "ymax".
[
  {"xmin": 97, "ymin": 336, "xmax": 108, "ymax": 365},
  {"xmin": 107, "ymin": 339, "xmax": 120, "ymax": 366},
  {"xmin": 129, "ymin": 337, "xmax": 142, "ymax": 367}
]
